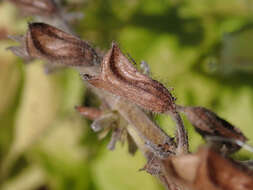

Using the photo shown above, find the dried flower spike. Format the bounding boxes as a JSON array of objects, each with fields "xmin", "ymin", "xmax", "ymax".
[
  {"xmin": 178, "ymin": 106, "xmax": 247, "ymax": 153},
  {"xmin": 83, "ymin": 43, "xmax": 176, "ymax": 113},
  {"xmin": 9, "ymin": 23, "xmax": 100, "ymax": 67},
  {"xmin": 8, "ymin": 0, "xmax": 59, "ymax": 17}
]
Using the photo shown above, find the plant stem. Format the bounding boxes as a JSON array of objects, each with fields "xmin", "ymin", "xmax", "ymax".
[{"xmin": 169, "ymin": 111, "xmax": 189, "ymax": 154}]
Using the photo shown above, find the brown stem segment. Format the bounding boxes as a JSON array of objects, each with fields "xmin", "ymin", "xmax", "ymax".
[
  {"xmin": 169, "ymin": 111, "xmax": 189, "ymax": 154},
  {"xmin": 114, "ymin": 98, "xmax": 173, "ymax": 146}
]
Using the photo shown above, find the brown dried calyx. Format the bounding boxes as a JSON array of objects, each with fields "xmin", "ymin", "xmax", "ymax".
[
  {"xmin": 76, "ymin": 105, "xmax": 138, "ymax": 154},
  {"xmin": 161, "ymin": 147, "xmax": 253, "ymax": 190},
  {"xmin": 177, "ymin": 106, "xmax": 247, "ymax": 154},
  {"xmin": 75, "ymin": 106, "xmax": 103, "ymax": 120},
  {"xmin": 82, "ymin": 43, "xmax": 176, "ymax": 113},
  {"xmin": 8, "ymin": 23, "xmax": 101, "ymax": 67},
  {"xmin": 8, "ymin": 0, "xmax": 59, "ymax": 17}
]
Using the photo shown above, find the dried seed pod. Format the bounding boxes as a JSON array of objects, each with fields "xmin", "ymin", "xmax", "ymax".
[
  {"xmin": 9, "ymin": 23, "xmax": 100, "ymax": 67},
  {"xmin": 26, "ymin": 23, "xmax": 100, "ymax": 66},
  {"xmin": 83, "ymin": 43, "xmax": 176, "ymax": 113},
  {"xmin": 179, "ymin": 106, "xmax": 247, "ymax": 153},
  {"xmin": 8, "ymin": 0, "xmax": 59, "ymax": 17}
]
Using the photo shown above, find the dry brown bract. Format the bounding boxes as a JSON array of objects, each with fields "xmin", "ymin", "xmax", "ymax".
[
  {"xmin": 26, "ymin": 23, "xmax": 100, "ymax": 66},
  {"xmin": 161, "ymin": 147, "xmax": 253, "ymax": 190},
  {"xmin": 83, "ymin": 43, "xmax": 176, "ymax": 113},
  {"xmin": 75, "ymin": 106, "xmax": 103, "ymax": 120},
  {"xmin": 9, "ymin": 23, "xmax": 100, "ymax": 66},
  {"xmin": 178, "ymin": 106, "xmax": 247, "ymax": 154}
]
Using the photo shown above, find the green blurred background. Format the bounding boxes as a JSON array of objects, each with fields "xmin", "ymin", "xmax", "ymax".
[{"xmin": 1, "ymin": 0, "xmax": 253, "ymax": 189}]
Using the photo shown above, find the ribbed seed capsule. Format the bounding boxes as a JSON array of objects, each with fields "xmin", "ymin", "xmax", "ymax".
[
  {"xmin": 25, "ymin": 23, "xmax": 100, "ymax": 66},
  {"xmin": 8, "ymin": 23, "xmax": 101, "ymax": 67},
  {"xmin": 83, "ymin": 43, "xmax": 176, "ymax": 113}
]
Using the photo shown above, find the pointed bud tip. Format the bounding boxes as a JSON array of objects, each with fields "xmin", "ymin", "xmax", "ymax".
[
  {"xmin": 111, "ymin": 41, "xmax": 118, "ymax": 48},
  {"xmin": 28, "ymin": 22, "xmax": 48, "ymax": 31}
]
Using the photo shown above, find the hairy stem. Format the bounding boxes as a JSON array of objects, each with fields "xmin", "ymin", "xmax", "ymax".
[{"xmin": 169, "ymin": 111, "xmax": 189, "ymax": 154}]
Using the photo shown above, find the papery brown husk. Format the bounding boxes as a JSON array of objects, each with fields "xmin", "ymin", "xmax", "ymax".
[
  {"xmin": 84, "ymin": 43, "xmax": 176, "ymax": 113},
  {"xmin": 25, "ymin": 23, "xmax": 100, "ymax": 66},
  {"xmin": 180, "ymin": 106, "xmax": 247, "ymax": 153},
  {"xmin": 161, "ymin": 147, "xmax": 253, "ymax": 190},
  {"xmin": 75, "ymin": 106, "xmax": 103, "ymax": 120}
]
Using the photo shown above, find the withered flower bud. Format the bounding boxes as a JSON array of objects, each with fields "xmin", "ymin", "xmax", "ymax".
[
  {"xmin": 75, "ymin": 106, "xmax": 102, "ymax": 120},
  {"xmin": 8, "ymin": 0, "xmax": 59, "ymax": 17},
  {"xmin": 83, "ymin": 43, "xmax": 176, "ymax": 113},
  {"xmin": 9, "ymin": 23, "xmax": 100, "ymax": 66},
  {"xmin": 76, "ymin": 107, "xmax": 135, "ymax": 153},
  {"xmin": 26, "ymin": 23, "xmax": 100, "ymax": 66},
  {"xmin": 179, "ymin": 106, "xmax": 247, "ymax": 153}
]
